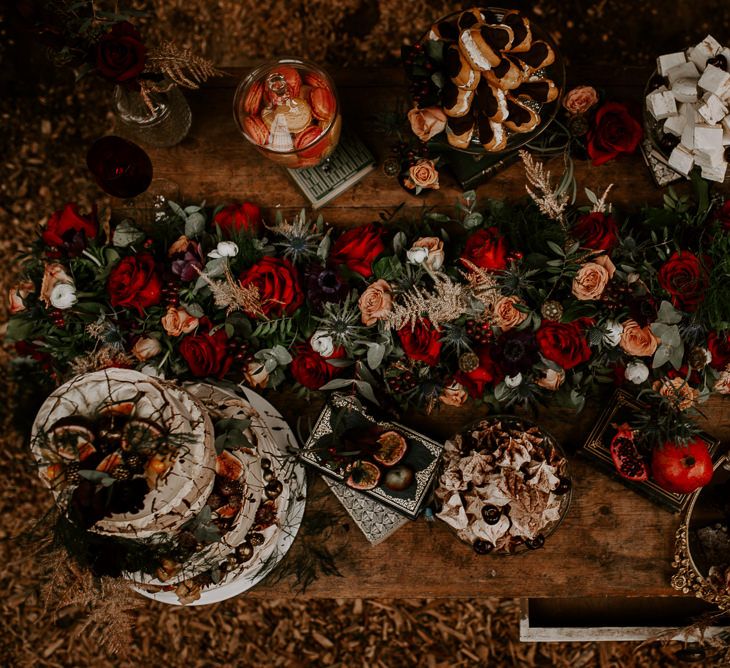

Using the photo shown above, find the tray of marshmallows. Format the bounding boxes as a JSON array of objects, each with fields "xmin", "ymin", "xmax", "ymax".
[
  {"xmin": 646, "ymin": 35, "xmax": 730, "ymax": 183},
  {"xmin": 423, "ymin": 7, "xmax": 562, "ymax": 153}
]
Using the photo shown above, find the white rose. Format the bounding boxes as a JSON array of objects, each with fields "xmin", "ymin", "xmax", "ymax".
[
  {"xmin": 208, "ymin": 241, "xmax": 239, "ymax": 259},
  {"xmin": 49, "ymin": 282, "xmax": 77, "ymax": 310},
  {"xmin": 311, "ymin": 330, "xmax": 335, "ymax": 358},
  {"xmin": 505, "ymin": 373, "xmax": 523, "ymax": 388},
  {"xmin": 625, "ymin": 360, "xmax": 649, "ymax": 384},
  {"xmin": 603, "ymin": 319, "xmax": 623, "ymax": 347},
  {"xmin": 406, "ymin": 246, "xmax": 429, "ymax": 265}
]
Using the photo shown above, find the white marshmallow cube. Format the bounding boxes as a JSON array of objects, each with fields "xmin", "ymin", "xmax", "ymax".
[
  {"xmin": 664, "ymin": 113, "xmax": 687, "ymax": 137},
  {"xmin": 698, "ymin": 93, "xmax": 728, "ymax": 125},
  {"xmin": 722, "ymin": 127, "xmax": 730, "ymax": 146},
  {"xmin": 657, "ymin": 52, "xmax": 687, "ymax": 76},
  {"xmin": 647, "ymin": 89, "xmax": 678, "ymax": 120},
  {"xmin": 694, "ymin": 147, "xmax": 725, "ymax": 168},
  {"xmin": 673, "ymin": 78, "xmax": 700, "ymax": 103},
  {"xmin": 667, "ymin": 61, "xmax": 699, "ymax": 84},
  {"xmin": 681, "ymin": 122, "xmax": 695, "ymax": 149},
  {"xmin": 698, "ymin": 64, "xmax": 730, "ymax": 99},
  {"xmin": 688, "ymin": 35, "xmax": 722, "ymax": 71},
  {"xmin": 694, "ymin": 124, "xmax": 724, "ymax": 151},
  {"xmin": 701, "ymin": 161, "xmax": 727, "ymax": 182},
  {"xmin": 668, "ymin": 145, "xmax": 695, "ymax": 175}
]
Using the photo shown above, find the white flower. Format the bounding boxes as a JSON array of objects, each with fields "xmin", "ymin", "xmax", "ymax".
[
  {"xmin": 310, "ymin": 330, "xmax": 335, "ymax": 358},
  {"xmin": 406, "ymin": 246, "xmax": 429, "ymax": 265},
  {"xmin": 49, "ymin": 282, "xmax": 77, "ymax": 310},
  {"xmin": 603, "ymin": 319, "xmax": 622, "ymax": 347},
  {"xmin": 504, "ymin": 373, "xmax": 523, "ymax": 388},
  {"xmin": 625, "ymin": 360, "xmax": 649, "ymax": 384},
  {"xmin": 208, "ymin": 241, "xmax": 239, "ymax": 259}
]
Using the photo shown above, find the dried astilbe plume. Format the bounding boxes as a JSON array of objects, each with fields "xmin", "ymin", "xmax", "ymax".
[
  {"xmin": 590, "ymin": 183, "xmax": 614, "ymax": 214},
  {"xmin": 386, "ymin": 273, "xmax": 470, "ymax": 330},
  {"xmin": 519, "ymin": 150, "xmax": 569, "ymax": 229},
  {"xmin": 69, "ymin": 347, "xmax": 133, "ymax": 377},
  {"xmin": 197, "ymin": 265, "xmax": 270, "ymax": 318},
  {"xmin": 460, "ymin": 259, "xmax": 501, "ymax": 320}
]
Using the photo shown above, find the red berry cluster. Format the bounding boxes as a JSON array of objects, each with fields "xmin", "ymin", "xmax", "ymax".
[
  {"xmin": 49, "ymin": 309, "xmax": 65, "ymax": 328},
  {"xmin": 161, "ymin": 279, "xmax": 180, "ymax": 306},
  {"xmin": 465, "ymin": 320, "xmax": 493, "ymax": 345},
  {"xmin": 387, "ymin": 368, "xmax": 418, "ymax": 394},
  {"xmin": 227, "ymin": 338, "xmax": 251, "ymax": 366}
]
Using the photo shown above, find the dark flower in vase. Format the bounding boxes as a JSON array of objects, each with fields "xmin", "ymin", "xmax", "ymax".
[
  {"xmin": 169, "ymin": 236, "xmax": 204, "ymax": 282},
  {"xmin": 493, "ymin": 330, "xmax": 540, "ymax": 376},
  {"xmin": 305, "ymin": 265, "xmax": 348, "ymax": 312},
  {"xmin": 95, "ymin": 21, "xmax": 147, "ymax": 84}
]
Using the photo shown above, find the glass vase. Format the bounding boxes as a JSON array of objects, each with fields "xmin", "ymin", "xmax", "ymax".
[{"xmin": 113, "ymin": 82, "xmax": 192, "ymax": 148}]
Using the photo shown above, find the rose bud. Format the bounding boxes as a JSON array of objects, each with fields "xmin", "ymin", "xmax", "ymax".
[
  {"xmin": 309, "ymin": 86, "xmax": 336, "ymax": 122},
  {"xmin": 161, "ymin": 305, "xmax": 199, "ymax": 337},
  {"xmin": 132, "ymin": 336, "xmax": 162, "ymax": 362},
  {"xmin": 244, "ymin": 115, "xmax": 269, "ymax": 146},
  {"xmin": 407, "ymin": 106, "xmax": 447, "ymax": 142},
  {"xmin": 243, "ymin": 359, "xmax": 269, "ymax": 389},
  {"xmin": 8, "ymin": 280, "xmax": 34, "ymax": 314},
  {"xmin": 625, "ymin": 360, "xmax": 649, "ymax": 384},
  {"xmin": 243, "ymin": 81, "xmax": 264, "ymax": 115}
]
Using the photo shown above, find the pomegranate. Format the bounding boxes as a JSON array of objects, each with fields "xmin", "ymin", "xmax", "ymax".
[
  {"xmin": 609, "ymin": 423, "xmax": 649, "ymax": 482},
  {"xmin": 651, "ymin": 438, "xmax": 713, "ymax": 494}
]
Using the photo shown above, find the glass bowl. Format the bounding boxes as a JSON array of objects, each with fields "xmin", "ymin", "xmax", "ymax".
[
  {"xmin": 415, "ymin": 7, "xmax": 565, "ymax": 156},
  {"xmin": 233, "ymin": 58, "xmax": 342, "ymax": 169}
]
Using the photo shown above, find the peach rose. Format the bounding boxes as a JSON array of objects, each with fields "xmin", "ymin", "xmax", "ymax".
[
  {"xmin": 358, "ymin": 279, "xmax": 393, "ymax": 326},
  {"xmin": 168, "ymin": 235, "xmax": 191, "ymax": 257},
  {"xmin": 132, "ymin": 336, "xmax": 162, "ymax": 361},
  {"xmin": 161, "ymin": 305, "xmax": 199, "ymax": 336},
  {"xmin": 619, "ymin": 319, "xmax": 660, "ymax": 357},
  {"xmin": 411, "ymin": 237, "xmax": 445, "ymax": 271},
  {"xmin": 439, "ymin": 381, "xmax": 468, "ymax": 406},
  {"xmin": 536, "ymin": 368, "xmax": 565, "ymax": 391},
  {"xmin": 494, "ymin": 296, "xmax": 528, "ymax": 331},
  {"xmin": 653, "ymin": 377, "xmax": 700, "ymax": 410},
  {"xmin": 714, "ymin": 367, "xmax": 730, "ymax": 395},
  {"xmin": 409, "ymin": 159, "xmax": 440, "ymax": 190},
  {"xmin": 407, "ymin": 106, "xmax": 447, "ymax": 142},
  {"xmin": 562, "ymin": 86, "xmax": 599, "ymax": 115},
  {"xmin": 39, "ymin": 263, "xmax": 74, "ymax": 307},
  {"xmin": 243, "ymin": 359, "xmax": 269, "ymax": 389},
  {"xmin": 571, "ymin": 259, "xmax": 612, "ymax": 300},
  {"xmin": 8, "ymin": 280, "xmax": 34, "ymax": 314}
]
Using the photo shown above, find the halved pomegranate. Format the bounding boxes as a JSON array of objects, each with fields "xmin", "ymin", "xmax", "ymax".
[
  {"xmin": 374, "ymin": 431, "xmax": 408, "ymax": 466},
  {"xmin": 346, "ymin": 461, "xmax": 381, "ymax": 490},
  {"xmin": 609, "ymin": 423, "xmax": 649, "ymax": 482}
]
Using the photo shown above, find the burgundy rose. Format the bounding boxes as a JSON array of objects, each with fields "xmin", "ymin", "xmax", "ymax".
[
  {"xmin": 587, "ymin": 102, "xmax": 642, "ymax": 166},
  {"xmin": 179, "ymin": 328, "xmax": 232, "ymax": 378},
  {"xmin": 290, "ymin": 342, "xmax": 345, "ymax": 390},
  {"xmin": 214, "ymin": 202, "xmax": 262, "ymax": 237},
  {"xmin": 657, "ymin": 251, "xmax": 709, "ymax": 313},
  {"xmin": 397, "ymin": 319, "xmax": 442, "ymax": 366},
  {"xmin": 708, "ymin": 332, "xmax": 730, "ymax": 370},
  {"xmin": 329, "ymin": 224, "xmax": 386, "ymax": 278},
  {"xmin": 169, "ymin": 237, "xmax": 204, "ymax": 282},
  {"xmin": 536, "ymin": 320, "xmax": 592, "ymax": 370},
  {"xmin": 107, "ymin": 253, "xmax": 162, "ymax": 314},
  {"xmin": 96, "ymin": 22, "xmax": 146, "ymax": 83},
  {"xmin": 455, "ymin": 346, "xmax": 503, "ymax": 397},
  {"xmin": 42, "ymin": 203, "xmax": 98, "ymax": 256},
  {"xmin": 460, "ymin": 227, "xmax": 509, "ymax": 271},
  {"xmin": 239, "ymin": 256, "xmax": 303, "ymax": 318},
  {"xmin": 572, "ymin": 212, "xmax": 619, "ymax": 251}
]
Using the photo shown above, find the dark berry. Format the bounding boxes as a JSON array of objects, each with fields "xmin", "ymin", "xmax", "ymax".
[
  {"xmin": 260, "ymin": 458, "xmax": 272, "ymax": 470},
  {"xmin": 112, "ymin": 465, "xmax": 131, "ymax": 480},
  {"xmin": 66, "ymin": 462, "xmax": 81, "ymax": 484},
  {"xmin": 648, "ymin": 73, "xmax": 668, "ymax": 91},
  {"xmin": 554, "ymin": 477, "xmax": 572, "ymax": 495},
  {"xmin": 659, "ymin": 133, "xmax": 680, "ymax": 153},
  {"xmin": 473, "ymin": 539, "xmax": 494, "ymax": 555},
  {"xmin": 236, "ymin": 541, "xmax": 254, "ymax": 562},
  {"xmin": 707, "ymin": 54, "xmax": 728, "ymax": 71},
  {"xmin": 125, "ymin": 453, "xmax": 143, "ymax": 472},
  {"xmin": 265, "ymin": 480, "xmax": 283, "ymax": 500},
  {"xmin": 525, "ymin": 534, "xmax": 545, "ymax": 550},
  {"xmin": 481, "ymin": 505, "xmax": 502, "ymax": 525},
  {"xmin": 248, "ymin": 532, "xmax": 265, "ymax": 546}
]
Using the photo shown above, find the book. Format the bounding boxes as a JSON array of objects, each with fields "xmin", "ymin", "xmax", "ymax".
[{"xmin": 287, "ymin": 129, "xmax": 376, "ymax": 208}]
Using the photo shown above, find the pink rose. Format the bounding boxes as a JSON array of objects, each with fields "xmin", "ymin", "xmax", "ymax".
[
  {"xmin": 571, "ymin": 255, "xmax": 615, "ymax": 301},
  {"xmin": 408, "ymin": 159, "xmax": 439, "ymax": 190},
  {"xmin": 494, "ymin": 296, "xmax": 527, "ymax": 331},
  {"xmin": 358, "ymin": 279, "xmax": 393, "ymax": 326},
  {"xmin": 161, "ymin": 306, "xmax": 199, "ymax": 336},
  {"xmin": 536, "ymin": 368, "xmax": 565, "ymax": 391},
  {"xmin": 8, "ymin": 280, "xmax": 34, "ymax": 314},
  {"xmin": 132, "ymin": 337, "xmax": 162, "ymax": 361},
  {"xmin": 439, "ymin": 381, "xmax": 469, "ymax": 406},
  {"xmin": 562, "ymin": 86, "xmax": 599, "ymax": 115},
  {"xmin": 408, "ymin": 106, "xmax": 447, "ymax": 142}
]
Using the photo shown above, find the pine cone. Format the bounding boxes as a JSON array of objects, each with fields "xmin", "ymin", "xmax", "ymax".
[
  {"xmin": 540, "ymin": 300, "xmax": 564, "ymax": 321},
  {"xmin": 112, "ymin": 465, "xmax": 131, "ymax": 481},
  {"xmin": 66, "ymin": 462, "xmax": 81, "ymax": 484},
  {"xmin": 125, "ymin": 453, "xmax": 143, "ymax": 472},
  {"xmin": 459, "ymin": 352, "xmax": 480, "ymax": 373}
]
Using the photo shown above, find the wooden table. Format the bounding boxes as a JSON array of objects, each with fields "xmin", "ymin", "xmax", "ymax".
[{"xmin": 148, "ymin": 66, "xmax": 730, "ymax": 599}]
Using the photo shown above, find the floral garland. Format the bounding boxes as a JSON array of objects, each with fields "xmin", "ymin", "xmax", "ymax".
[{"xmin": 7, "ymin": 158, "xmax": 730, "ymax": 421}]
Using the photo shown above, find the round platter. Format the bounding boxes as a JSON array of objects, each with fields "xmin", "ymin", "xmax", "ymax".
[{"xmin": 133, "ymin": 384, "xmax": 307, "ymax": 606}]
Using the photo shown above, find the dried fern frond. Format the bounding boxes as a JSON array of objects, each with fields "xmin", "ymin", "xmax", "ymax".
[
  {"xmin": 519, "ymin": 150, "xmax": 569, "ymax": 229},
  {"xmin": 69, "ymin": 347, "xmax": 133, "ymax": 377},
  {"xmin": 386, "ymin": 273, "xmax": 470, "ymax": 330},
  {"xmin": 459, "ymin": 258, "xmax": 501, "ymax": 319},
  {"xmin": 144, "ymin": 42, "xmax": 224, "ymax": 89},
  {"xmin": 591, "ymin": 183, "xmax": 614, "ymax": 214},
  {"xmin": 197, "ymin": 265, "xmax": 271, "ymax": 318}
]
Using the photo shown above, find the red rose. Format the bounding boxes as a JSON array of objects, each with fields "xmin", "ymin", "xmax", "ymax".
[
  {"xmin": 239, "ymin": 256, "xmax": 303, "ymax": 318},
  {"xmin": 460, "ymin": 227, "xmax": 509, "ymax": 271},
  {"xmin": 96, "ymin": 22, "xmax": 146, "ymax": 83},
  {"xmin": 708, "ymin": 332, "xmax": 730, "ymax": 370},
  {"xmin": 107, "ymin": 253, "xmax": 162, "ymax": 314},
  {"xmin": 329, "ymin": 224, "xmax": 385, "ymax": 278},
  {"xmin": 290, "ymin": 343, "xmax": 345, "ymax": 390},
  {"xmin": 455, "ymin": 346, "xmax": 503, "ymax": 397},
  {"xmin": 572, "ymin": 212, "xmax": 619, "ymax": 251},
  {"xmin": 179, "ymin": 328, "xmax": 232, "ymax": 378},
  {"xmin": 397, "ymin": 319, "xmax": 442, "ymax": 366},
  {"xmin": 657, "ymin": 251, "xmax": 709, "ymax": 313},
  {"xmin": 586, "ymin": 102, "xmax": 642, "ymax": 166},
  {"xmin": 42, "ymin": 203, "xmax": 98, "ymax": 254},
  {"xmin": 714, "ymin": 201, "xmax": 730, "ymax": 232},
  {"xmin": 536, "ymin": 320, "xmax": 592, "ymax": 370},
  {"xmin": 214, "ymin": 202, "xmax": 262, "ymax": 237}
]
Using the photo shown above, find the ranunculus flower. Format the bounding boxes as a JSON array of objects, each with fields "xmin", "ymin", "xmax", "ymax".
[
  {"xmin": 571, "ymin": 256, "xmax": 614, "ymax": 300},
  {"xmin": 304, "ymin": 266, "xmax": 348, "ymax": 312},
  {"xmin": 397, "ymin": 319, "xmax": 442, "ymax": 366},
  {"xmin": 493, "ymin": 329, "xmax": 539, "ymax": 375},
  {"xmin": 536, "ymin": 367, "xmax": 565, "ymax": 391},
  {"xmin": 455, "ymin": 346, "xmax": 502, "ymax": 397},
  {"xmin": 310, "ymin": 330, "xmax": 335, "ymax": 358},
  {"xmin": 708, "ymin": 332, "xmax": 730, "ymax": 371},
  {"xmin": 179, "ymin": 328, "xmax": 232, "ymax": 378},
  {"xmin": 208, "ymin": 241, "xmax": 239, "ymax": 259},
  {"xmin": 107, "ymin": 254, "xmax": 162, "ymax": 314},
  {"xmin": 408, "ymin": 159, "xmax": 440, "ymax": 190},
  {"xmin": 8, "ymin": 280, "xmax": 34, "ymax": 314},
  {"xmin": 407, "ymin": 106, "xmax": 447, "ymax": 142},
  {"xmin": 243, "ymin": 359, "xmax": 269, "ymax": 389},
  {"xmin": 358, "ymin": 279, "xmax": 393, "ymax": 326},
  {"xmin": 239, "ymin": 256, "xmax": 303, "ymax": 318},
  {"xmin": 572, "ymin": 212, "xmax": 619, "ymax": 251},
  {"xmin": 586, "ymin": 102, "xmax": 642, "ymax": 166},
  {"xmin": 619, "ymin": 319, "xmax": 659, "ymax": 357},
  {"xmin": 161, "ymin": 305, "xmax": 199, "ymax": 336},
  {"xmin": 493, "ymin": 296, "xmax": 527, "ymax": 331},
  {"xmin": 330, "ymin": 224, "xmax": 385, "ymax": 278},
  {"xmin": 50, "ymin": 283, "xmax": 77, "ymax": 310},
  {"xmin": 460, "ymin": 226, "xmax": 509, "ymax": 271},
  {"xmin": 536, "ymin": 320, "xmax": 592, "ymax": 370},
  {"xmin": 40, "ymin": 263, "xmax": 74, "ymax": 308},
  {"xmin": 42, "ymin": 203, "xmax": 97, "ymax": 255},
  {"xmin": 132, "ymin": 336, "xmax": 162, "ymax": 361},
  {"xmin": 214, "ymin": 202, "xmax": 262, "ymax": 237},
  {"xmin": 96, "ymin": 21, "xmax": 146, "ymax": 83},
  {"xmin": 439, "ymin": 380, "xmax": 469, "ymax": 406},
  {"xmin": 408, "ymin": 237, "xmax": 445, "ymax": 271},
  {"xmin": 657, "ymin": 251, "xmax": 709, "ymax": 313},
  {"xmin": 290, "ymin": 342, "xmax": 345, "ymax": 390},
  {"xmin": 625, "ymin": 360, "xmax": 650, "ymax": 384},
  {"xmin": 653, "ymin": 376, "xmax": 699, "ymax": 411},
  {"xmin": 562, "ymin": 85, "xmax": 599, "ymax": 115}
]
